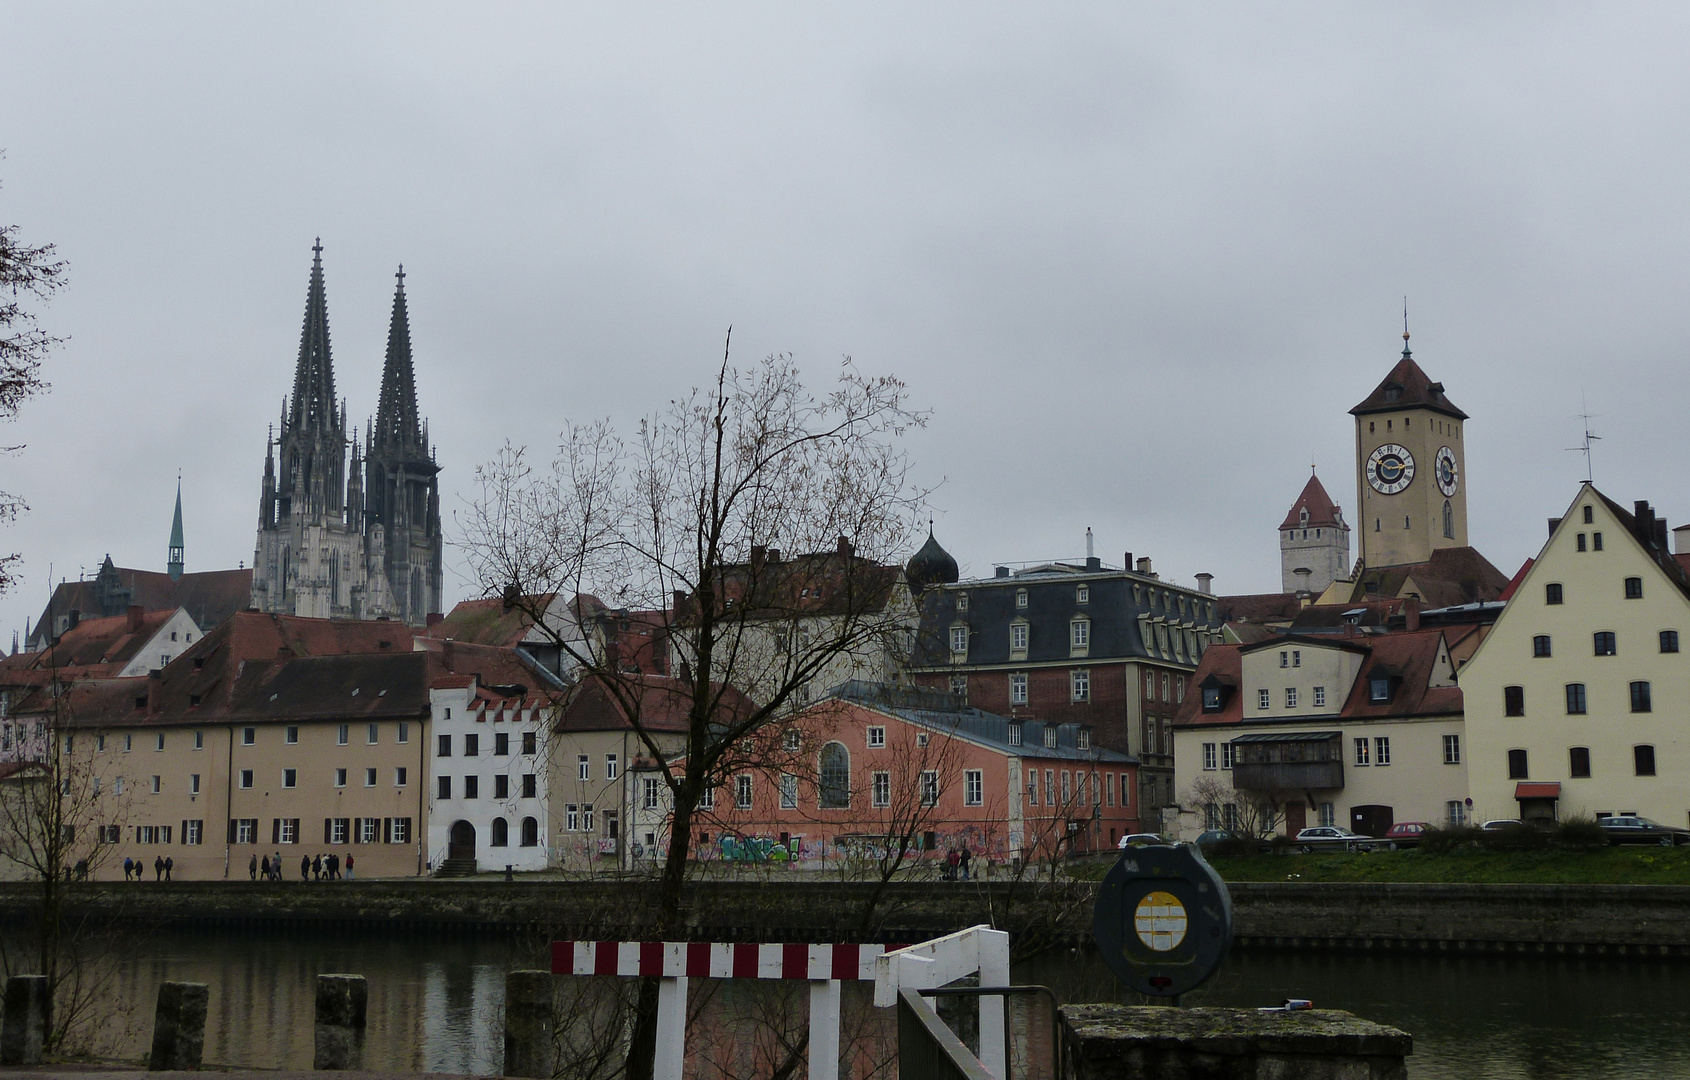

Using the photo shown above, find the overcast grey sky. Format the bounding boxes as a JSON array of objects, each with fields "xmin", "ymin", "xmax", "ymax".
[{"xmin": 3, "ymin": 4, "xmax": 1688, "ymax": 636}]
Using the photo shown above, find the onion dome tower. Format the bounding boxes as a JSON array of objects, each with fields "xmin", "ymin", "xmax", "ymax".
[{"xmin": 905, "ymin": 525, "xmax": 960, "ymax": 590}]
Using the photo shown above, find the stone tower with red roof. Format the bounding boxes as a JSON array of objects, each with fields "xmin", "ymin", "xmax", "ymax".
[{"xmin": 1279, "ymin": 469, "xmax": 1350, "ymax": 594}]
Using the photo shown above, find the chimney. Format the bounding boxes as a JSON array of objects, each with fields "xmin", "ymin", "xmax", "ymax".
[
  {"xmin": 1135, "ymin": 557, "xmax": 1153, "ymax": 576},
  {"xmin": 127, "ymin": 605, "xmax": 144, "ymax": 632},
  {"xmin": 1195, "ymin": 573, "xmax": 1213, "ymax": 595}
]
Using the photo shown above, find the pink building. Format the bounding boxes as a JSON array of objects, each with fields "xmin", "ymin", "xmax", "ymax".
[{"xmin": 640, "ymin": 682, "xmax": 1139, "ymax": 867}]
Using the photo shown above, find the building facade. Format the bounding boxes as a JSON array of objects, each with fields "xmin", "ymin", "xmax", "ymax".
[
  {"xmin": 1171, "ymin": 627, "xmax": 1471, "ymax": 839},
  {"xmin": 251, "ymin": 243, "xmax": 442, "ymax": 627},
  {"xmin": 907, "ymin": 537, "xmax": 1224, "ymax": 826},
  {"xmin": 1462, "ymin": 487, "xmax": 1690, "ymax": 827}
]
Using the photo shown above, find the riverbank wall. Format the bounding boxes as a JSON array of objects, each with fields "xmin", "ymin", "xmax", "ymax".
[{"xmin": 1, "ymin": 879, "xmax": 1686, "ymax": 957}]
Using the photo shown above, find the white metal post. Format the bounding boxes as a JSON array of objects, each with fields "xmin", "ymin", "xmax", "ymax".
[
  {"xmin": 975, "ymin": 928, "xmax": 1011, "ymax": 1080},
  {"xmin": 654, "ymin": 976, "xmax": 688, "ymax": 1080},
  {"xmin": 807, "ymin": 978, "xmax": 841, "ymax": 1080}
]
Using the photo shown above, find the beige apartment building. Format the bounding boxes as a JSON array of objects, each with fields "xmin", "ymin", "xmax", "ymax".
[
  {"xmin": 1172, "ymin": 625, "xmax": 1476, "ymax": 838},
  {"xmin": 1464, "ymin": 487, "xmax": 1690, "ymax": 826}
]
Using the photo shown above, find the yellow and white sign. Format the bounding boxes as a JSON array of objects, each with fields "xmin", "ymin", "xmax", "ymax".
[{"xmin": 1133, "ymin": 891, "xmax": 1188, "ymax": 952}]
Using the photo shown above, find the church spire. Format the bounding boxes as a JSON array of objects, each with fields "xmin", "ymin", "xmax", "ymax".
[
  {"xmin": 373, "ymin": 264, "xmax": 421, "ymax": 451},
  {"xmin": 290, "ymin": 239, "xmax": 339, "ymax": 436},
  {"xmin": 168, "ymin": 474, "xmax": 185, "ymax": 581}
]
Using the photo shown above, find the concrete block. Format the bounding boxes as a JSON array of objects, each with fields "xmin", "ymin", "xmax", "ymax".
[
  {"xmin": 0, "ymin": 974, "xmax": 49, "ymax": 1066},
  {"xmin": 148, "ymin": 981, "xmax": 208, "ymax": 1070},
  {"xmin": 312, "ymin": 974, "xmax": 368, "ymax": 1070},
  {"xmin": 502, "ymin": 970, "xmax": 554, "ymax": 1078}
]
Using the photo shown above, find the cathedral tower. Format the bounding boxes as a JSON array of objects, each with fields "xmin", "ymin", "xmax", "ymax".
[
  {"xmin": 1279, "ymin": 469, "xmax": 1349, "ymax": 594},
  {"xmin": 363, "ymin": 266, "xmax": 443, "ymax": 625},
  {"xmin": 1350, "ymin": 331, "xmax": 1468, "ymax": 570}
]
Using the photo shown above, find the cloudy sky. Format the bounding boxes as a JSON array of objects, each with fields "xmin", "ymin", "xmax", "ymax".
[{"xmin": 3, "ymin": 4, "xmax": 1688, "ymax": 636}]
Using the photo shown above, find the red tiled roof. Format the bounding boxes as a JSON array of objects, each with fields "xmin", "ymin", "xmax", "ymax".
[
  {"xmin": 1350, "ymin": 355, "xmax": 1468, "ymax": 420},
  {"xmin": 1279, "ymin": 473, "xmax": 1344, "ymax": 530}
]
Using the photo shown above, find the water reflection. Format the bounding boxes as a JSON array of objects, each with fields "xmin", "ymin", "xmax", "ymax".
[{"xmin": 97, "ymin": 929, "xmax": 1690, "ymax": 1078}]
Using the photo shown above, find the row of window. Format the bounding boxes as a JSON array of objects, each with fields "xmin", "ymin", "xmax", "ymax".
[
  {"xmin": 1506, "ymin": 745, "xmax": 1657, "ymax": 779},
  {"xmin": 1502, "ymin": 682, "xmax": 1655, "ymax": 716},
  {"xmin": 1529, "ymin": 630, "xmax": 1677, "ymax": 658},
  {"xmin": 438, "ymin": 731, "xmax": 537, "ymax": 757},
  {"xmin": 1203, "ymin": 734, "xmax": 1464, "ymax": 769},
  {"xmin": 437, "ymin": 774, "xmax": 539, "ymax": 800},
  {"xmin": 228, "ymin": 816, "xmax": 413, "ymax": 845},
  {"xmin": 228, "ymin": 767, "xmax": 410, "ymax": 790}
]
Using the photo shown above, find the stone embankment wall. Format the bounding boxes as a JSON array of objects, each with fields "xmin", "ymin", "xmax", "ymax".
[{"xmin": 0, "ymin": 880, "xmax": 1686, "ymax": 955}]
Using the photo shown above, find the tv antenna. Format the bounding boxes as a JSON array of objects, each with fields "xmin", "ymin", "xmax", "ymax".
[{"xmin": 1567, "ymin": 401, "xmax": 1600, "ymax": 483}]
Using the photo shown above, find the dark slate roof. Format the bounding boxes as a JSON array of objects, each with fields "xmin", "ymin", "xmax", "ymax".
[
  {"xmin": 911, "ymin": 570, "xmax": 1221, "ymax": 669},
  {"xmin": 1350, "ymin": 354, "xmax": 1468, "ymax": 420},
  {"xmin": 830, "ymin": 681, "xmax": 1135, "ymax": 763},
  {"xmin": 1279, "ymin": 473, "xmax": 1344, "ymax": 530}
]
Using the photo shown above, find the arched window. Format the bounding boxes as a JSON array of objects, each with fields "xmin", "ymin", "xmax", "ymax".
[
  {"xmin": 490, "ymin": 817, "xmax": 509, "ymax": 847},
  {"xmin": 520, "ymin": 817, "xmax": 538, "ymax": 847},
  {"xmin": 819, "ymin": 742, "xmax": 850, "ymax": 809},
  {"xmin": 1442, "ymin": 500, "xmax": 1454, "ymax": 539}
]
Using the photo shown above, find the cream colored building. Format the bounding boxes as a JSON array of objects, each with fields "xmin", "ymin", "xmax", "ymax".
[
  {"xmin": 1172, "ymin": 627, "xmax": 1471, "ymax": 838},
  {"xmin": 1463, "ymin": 486, "xmax": 1690, "ymax": 827}
]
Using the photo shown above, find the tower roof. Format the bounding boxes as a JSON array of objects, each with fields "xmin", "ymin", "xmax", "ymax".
[
  {"xmin": 1350, "ymin": 354, "xmax": 1467, "ymax": 420},
  {"xmin": 289, "ymin": 239, "xmax": 340, "ymax": 434},
  {"xmin": 905, "ymin": 526, "xmax": 960, "ymax": 589},
  {"xmin": 1279, "ymin": 472, "xmax": 1345, "ymax": 530},
  {"xmin": 373, "ymin": 265, "xmax": 422, "ymax": 451}
]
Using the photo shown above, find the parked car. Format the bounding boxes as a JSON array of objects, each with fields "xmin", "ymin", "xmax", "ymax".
[
  {"xmin": 1382, "ymin": 822, "xmax": 1430, "ymax": 850},
  {"xmin": 1117, "ymin": 833, "xmax": 1168, "ymax": 848},
  {"xmin": 1293, "ymin": 826, "xmax": 1375, "ymax": 853},
  {"xmin": 1596, "ymin": 816, "xmax": 1690, "ymax": 846}
]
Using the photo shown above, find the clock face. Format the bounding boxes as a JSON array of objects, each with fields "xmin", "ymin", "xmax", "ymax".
[
  {"xmin": 1435, "ymin": 446, "xmax": 1459, "ymax": 497},
  {"xmin": 1366, "ymin": 443, "xmax": 1416, "ymax": 495}
]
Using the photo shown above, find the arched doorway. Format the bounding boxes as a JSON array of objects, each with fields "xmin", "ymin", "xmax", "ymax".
[{"xmin": 449, "ymin": 820, "xmax": 476, "ymax": 861}]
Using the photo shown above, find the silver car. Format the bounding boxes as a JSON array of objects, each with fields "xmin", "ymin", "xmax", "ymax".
[{"xmin": 1294, "ymin": 826, "xmax": 1375, "ymax": 853}]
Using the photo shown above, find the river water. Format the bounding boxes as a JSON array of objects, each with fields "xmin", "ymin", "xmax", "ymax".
[{"xmin": 90, "ymin": 927, "xmax": 1690, "ymax": 1078}]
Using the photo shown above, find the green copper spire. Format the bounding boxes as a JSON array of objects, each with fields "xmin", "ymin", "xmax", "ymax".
[{"xmin": 168, "ymin": 475, "xmax": 185, "ymax": 581}]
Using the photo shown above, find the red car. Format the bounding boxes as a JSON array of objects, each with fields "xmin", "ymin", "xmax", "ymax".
[{"xmin": 1382, "ymin": 822, "xmax": 1429, "ymax": 850}]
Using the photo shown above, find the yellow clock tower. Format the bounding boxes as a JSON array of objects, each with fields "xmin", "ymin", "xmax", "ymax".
[{"xmin": 1350, "ymin": 332, "xmax": 1469, "ymax": 570}]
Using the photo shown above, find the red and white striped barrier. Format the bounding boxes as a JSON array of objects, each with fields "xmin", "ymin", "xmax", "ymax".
[{"xmin": 552, "ymin": 940, "xmax": 892, "ymax": 982}]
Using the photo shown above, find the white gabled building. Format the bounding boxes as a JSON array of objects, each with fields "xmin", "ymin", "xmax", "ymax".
[{"xmin": 423, "ymin": 642, "xmax": 565, "ymax": 873}]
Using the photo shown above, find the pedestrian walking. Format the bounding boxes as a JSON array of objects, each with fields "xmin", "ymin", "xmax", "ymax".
[
  {"xmin": 959, "ymin": 846, "xmax": 971, "ymax": 881},
  {"xmin": 153, "ymin": 855, "xmax": 164, "ymax": 880},
  {"xmin": 249, "ymin": 853, "xmax": 258, "ymax": 880},
  {"xmin": 345, "ymin": 853, "xmax": 354, "ymax": 880},
  {"xmin": 301, "ymin": 854, "xmax": 310, "ymax": 880},
  {"xmin": 164, "ymin": 856, "xmax": 174, "ymax": 881}
]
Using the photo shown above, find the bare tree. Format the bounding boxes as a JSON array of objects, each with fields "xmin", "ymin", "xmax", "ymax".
[
  {"xmin": 0, "ymin": 166, "xmax": 66, "ymax": 595},
  {"xmin": 460, "ymin": 345, "xmax": 926, "ymax": 1079}
]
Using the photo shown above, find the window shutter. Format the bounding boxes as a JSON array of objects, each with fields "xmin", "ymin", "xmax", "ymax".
[
  {"xmin": 324, "ymin": 818, "xmax": 332, "ymax": 843},
  {"xmin": 227, "ymin": 819, "xmax": 236, "ymax": 844}
]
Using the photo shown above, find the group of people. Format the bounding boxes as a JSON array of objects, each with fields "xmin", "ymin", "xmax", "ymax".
[
  {"xmin": 249, "ymin": 852, "xmax": 354, "ymax": 881},
  {"xmin": 121, "ymin": 855, "xmax": 172, "ymax": 881},
  {"xmin": 942, "ymin": 846, "xmax": 972, "ymax": 881}
]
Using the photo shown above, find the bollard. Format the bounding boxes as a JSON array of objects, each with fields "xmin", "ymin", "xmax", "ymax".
[
  {"xmin": 313, "ymin": 974, "xmax": 368, "ymax": 1070},
  {"xmin": 148, "ymin": 981, "xmax": 208, "ymax": 1070},
  {"xmin": 502, "ymin": 970, "xmax": 554, "ymax": 1078},
  {"xmin": 0, "ymin": 975, "xmax": 48, "ymax": 1066}
]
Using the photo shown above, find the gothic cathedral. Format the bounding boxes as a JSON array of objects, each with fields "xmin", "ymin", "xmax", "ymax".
[
  {"xmin": 250, "ymin": 241, "xmax": 444, "ymax": 626},
  {"xmin": 1349, "ymin": 329, "xmax": 1468, "ymax": 571}
]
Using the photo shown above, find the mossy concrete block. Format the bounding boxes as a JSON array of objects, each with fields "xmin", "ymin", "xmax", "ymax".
[
  {"xmin": 312, "ymin": 974, "xmax": 368, "ymax": 1070},
  {"xmin": 1062, "ymin": 1004, "xmax": 1412, "ymax": 1080},
  {"xmin": 148, "ymin": 981, "xmax": 209, "ymax": 1070},
  {"xmin": 0, "ymin": 975, "xmax": 48, "ymax": 1066}
]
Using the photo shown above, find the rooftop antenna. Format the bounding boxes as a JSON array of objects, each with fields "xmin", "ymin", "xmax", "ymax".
[{"xmin": 1567, "ymin": 397, "xmax": 1600, "ymax": 483}]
